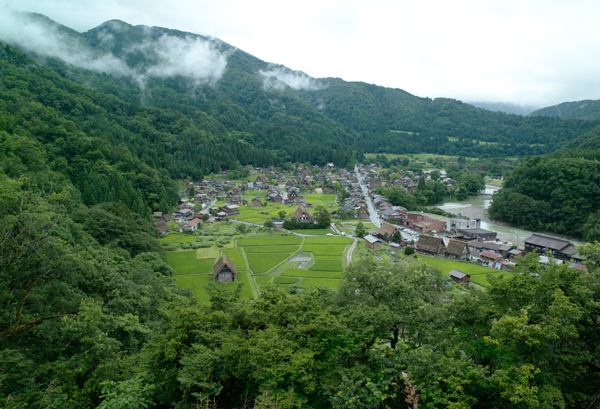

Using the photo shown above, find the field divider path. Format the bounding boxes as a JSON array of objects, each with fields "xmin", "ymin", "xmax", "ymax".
[{"xmin": 346, "ymin": 239, "xmax": 358, "ymax": 265}]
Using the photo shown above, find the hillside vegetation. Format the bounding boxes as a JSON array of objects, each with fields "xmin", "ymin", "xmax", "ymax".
[{"xmin": 531, "ymin": 99, "xmax": 600, "ymax": 121}]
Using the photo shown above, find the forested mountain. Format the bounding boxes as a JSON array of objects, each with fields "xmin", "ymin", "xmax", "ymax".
[
  {"xmin": 467, "ymin": 101, "xmax": 540, "ymax": 116},
  {"xmin": 2, "ymin": 10, "xmax": 598, "ymax": 164},
  {"xmin": 531, "ymin": 99, "xmax": 600, "ymax": 121}
]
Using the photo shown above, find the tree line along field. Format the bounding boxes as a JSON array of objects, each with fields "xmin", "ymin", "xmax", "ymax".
[{"xmin": 165, "ymin": 234, "xmax": 355, "ymax": 300}]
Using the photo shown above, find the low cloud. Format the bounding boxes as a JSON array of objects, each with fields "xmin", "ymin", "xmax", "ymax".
[
  {"xmin": 0, "ymin": 8, "xmax": 228, "ymax": 89},
  {"xmin": 260, "ymin": 67, "xmax": 323, "ymax": 91}
]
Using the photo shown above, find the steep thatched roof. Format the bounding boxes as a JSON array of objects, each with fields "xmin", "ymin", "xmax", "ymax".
[
  {"xmin": 416, "ymin": 235, "xmax": 443, "ymax": 254},
  {"xmin": 444, "ymin": 239, "xmax": 467, "ymax": 256},
  {"xmin": 214, "ymin": 255, "xmax": 237, "ymax": 276},
  {"xmin": 290, "ymin": 206, "xmax": 315, "ymax": 223},
  {"xmin": 377, "ymin": 221, "xmax": 398, "ymax": 238}
]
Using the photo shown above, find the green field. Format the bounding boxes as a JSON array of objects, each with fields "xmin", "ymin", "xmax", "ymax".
[
  {"xmin": 470, "ymin": 272, "xmax": 515, "ymax": 287},
  {"xmin": 246, "ymin": 253, "xmax": 292, "ymax": 274},
  {"xmin": 313, "ymin": 255, "xmax": 345, "ymax": 261},
  {"xmin": 299, "ymin": 278, "xmax": 341, "ymax": 288},
  {"xmin": 165, "ymin": 251, "xmax": 214, "ymax": 275},
  {"xmin": 174, "ymin": 274, "xmax": 213, "ymax": 302},
  {"xmin": 222, "ymin": 248, "xmax": 248, "ymax": 271},
  {"xmin": 417, "ymin": 256, "xmax": 496, "ymax": 276},
  {"xmin": 308, "ymin": 261, "xmax": 344, "ymax": 271},
  {"xmin": 281, "ymin": 269, "xmax": 343, "ymax": 279},
  {"xmin": 273, "ymin": 276, "xmax": 302, "ymax": 284},
  {"xmin": 254, "ymin": 276, "xmax": 273, "ymax": 284},
  {"xmin": 289, "ymin": 228, "xmax": 335, "ymax": 236},
  {"xmin": 304, "ymin": 236, "xmax": 353, "ymax": 245},
  {"xmin": 196, "ymin": 246, "xmax": 218, "ymax": 259},
  {"xmin": 305, "ymin": 194, "xmax": 337, "ymax": 203},
  {"xmin": 416, "ymin": 256, "xmax": 516, "ymax": 287},
  {"xmin": 302, "ymin": 244, "xmax": 347, "ymax": 256},
  {"xmin": 244, "ymin": 245, "xmax": 299, "ymax": 253},
  {"xmin": 159, "ymin": 233, "xmax": 196, "ymax": 243},
  {"xmin": 237, "ymin": 236, "xmax": 303, "ymax": 246}
]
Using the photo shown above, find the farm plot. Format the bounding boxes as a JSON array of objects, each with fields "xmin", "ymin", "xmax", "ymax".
[
  {"xmin": 174, "ymin": 275, "xmax": 213, "ymax": 303},
  {"xmin": 313, "ymin": 255, "xmax": 344, "ymax": 261},
  {"xmin": 470, "ymin": 272, "xmax": 515, "ymax": 287},
  {"xmin": 273, "ymin": 276, "xmax": 302, "ymax": 284},
  {"xmin": 299, "ymin": 278, "xmax": 341, "ymax": 288},
  {"xmin": 238, "ymin": 236, "xmax": 303, "ymax": 246},
  {"xmin": 309, "ymin": 261, "xmax": 344, "ymax": 272},
  {"xmin": 305, "ymin": 194, "xmax": 337, "ymax": 203},
  {"xmin": 289, "ymin": 228, "xmax": 335, "ymax": 236},
  {"xmin": 244, "ymin": 245, "xmax": 299, "ymax": 253},
  {"xmin": 165, "ymin": 251, "xmax": 214, "ymax": 275},
  {"xmin": 280, "ymin": 269, "xmax": 343, "ymax": 279},
  {"xmin": 246, "ymin": 253, "xmax": 292, "ymax": 274},
  {"xmin": 302, "ymin": 244, "xmax": 347, "ymax": 256},
  {"xmin": 222, "ymin": 248, "xmax": 248, "ymax": 271},
  {"xmin": 160, "ymin": 234, "xmax": 196, "ymax": 244},
  {"xmin": 417, "ymin": 256, "xmax": 495, "ymax": 276},
  {"xmin": 304, "ymin": 236, "xmax": 353, "ymax": 245}
]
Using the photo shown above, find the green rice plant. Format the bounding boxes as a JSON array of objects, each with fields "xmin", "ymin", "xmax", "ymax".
[
  {"xmin": 244, "ymin": 245, "xmax": 299, "ymax": 253},
  {"xmin": 302, "ymin": 244, "xmax": 347, "ymax": 256},
  {"xmin": 222, "ymin": 248, "xmax": 248, "ymax": 271},
  {"xmin": 237, "ymin": 236, "xmax": 302, "ymax": 246},
  {"xmin": 273, "ymin": 276, "xmax": 301, "ymax": 284},
  {"xmin": 469, "ymin": 272, "xmax": 515, "ymax": 287},
  {"xmin": 289, "ymin": 228, "xmax": 335, "ymax": 236},
  {"xmin": 173, "ymin": 274, "xmax": 213, "ymax": 303},
  {"xmin": 299, "ymin": 278, "xmax": 341, "ymax": 288},
  {"xmin": 280, "ymin": 269, "xmax": 343, "ymax": 279},
  {"xmin": 246, "ymin": 253, "xmax": 291, "ymax": 274},
  {"xmin": 309, "ymin": 261, "xmax": 344, "ymax": 272},
  {"xmin": 313, "ymin": 255, "xmax": 344, "ymax": 261},
  {"xmin": 304, "ymin": 237, "xmax": 353, "ymax": 245},
  {"xmin": 165, "ymin": 251, "xmax": 214, "ymax": 275}
]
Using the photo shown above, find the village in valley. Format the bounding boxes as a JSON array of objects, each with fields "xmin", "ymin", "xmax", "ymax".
[{"xmin": 155, "ymin": 158, "xmax": 586, "ymax": 300}]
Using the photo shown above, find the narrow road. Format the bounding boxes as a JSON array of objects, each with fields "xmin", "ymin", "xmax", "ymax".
[
  {"xmin": 346, "ymin": 239, "xmax": 358, "ymax": 264},
  {"xmin": 355, "ymin": 165, "xmax": 381, "ymax": 228}
]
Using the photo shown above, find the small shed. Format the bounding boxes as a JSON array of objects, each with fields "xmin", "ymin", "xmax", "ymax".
[
  {"xmin": 364, "ymin": 234, "xmax": 382, "ymax": 250},
  {"xmin": 448, "ymin": 269, "xmax": 470, "ymax": 283},
  {"xmin": 214, "ymin": 255, "xmax": 237, "ymax": 283}
]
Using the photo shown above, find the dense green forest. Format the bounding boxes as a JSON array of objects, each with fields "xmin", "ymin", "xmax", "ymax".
[
  {"xmin": 488, "ymin": 150, "xmax": 600, "ymax": 239},
  {"xmin": 3, "ymin": 11, "xmax": 599, "ymax": 163},
  {"xmin": 531, "ymin": 99, "xmax": 600, "ymax": 121}
]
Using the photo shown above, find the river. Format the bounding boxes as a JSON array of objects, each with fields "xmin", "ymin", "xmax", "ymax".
[{"xmin": 433, "ymin": 185, "xmax": 585, "ymax": 248}]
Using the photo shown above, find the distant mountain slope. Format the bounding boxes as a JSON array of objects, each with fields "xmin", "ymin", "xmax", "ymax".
[
  {"xmin": 561, "ymin": 125, "xmax": 600, "ymax": 150},
  {"xmin": 467, "ymin": 102, "xmax": 540, "ymax": 116},
  {"xmin": 1, "ymin": 10, "xmax": 599, "ymax": 161},
  {"xmin": 530, "ymin": 99, "xmax": 600, "ymax": 121}
]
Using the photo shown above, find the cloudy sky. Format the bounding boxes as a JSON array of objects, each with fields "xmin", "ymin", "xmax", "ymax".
[{"xmin": 3, "ymin": 0, "xmax": 600, "ymax": 108}]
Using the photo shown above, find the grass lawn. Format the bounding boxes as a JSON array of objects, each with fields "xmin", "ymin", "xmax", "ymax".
[
  {"xmin": 305, "ymin": 194, "xmax": 337, "ymax": 203},
  {"xmin": 244, "ymin": 245, "xmax": 299, "ymax": 253},
  {"xmin": 222, "ymin": 248, "xmax": 248, "ymax": 271},
  {"xmin": 280, "ymin": 269, "xmax": 343, "ymax": 279},
  {"xmin": 302, "ymin": 244, "xmax": 347, "ymax": 256},
  {"xmin": 299, "ymin": 278, "xmax": 341, "ymax": 288},
  {"xmin": 238, "ymin": 236, "xmax": 303, "ymax": 246},
  {"xmin": 304, "ymin": 236, "xmax": 353, "ymax": 245},
  {"xmin": 289, "ymin": 228, "xmax": 335, "ymax": 236},
  {"xmin": 309, "ymin": 261, "xmax": 344, "ymax": 271},
  {"xmin": 486, "ymin": 179, "xmax": 504, "ymax": 186},
  {"xmin": 173, "ymin": 274, "xmax": 213, "ymax": 303},
  {"xmin": 470, "ymin": 272, "xmax": 515, "ymax": 287},
  {"xmin": 273, "ymin": 276, "xmax": 302, "ymax": 284},
  {"xmin": 417, "ymin": 256, "xmax": 496, "ymax": 276},
  {"xmin": 247, "ymin": 253, "xmax": 292, "ymax": 274},
  {"xmin": 165, "ymin": 251, "xmax": 214, "ymax": 275}
]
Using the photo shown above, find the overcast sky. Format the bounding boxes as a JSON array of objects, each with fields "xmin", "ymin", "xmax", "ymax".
[{"xmin": 3, "ymin": 0, "xmax": 600, "ymax": 108}]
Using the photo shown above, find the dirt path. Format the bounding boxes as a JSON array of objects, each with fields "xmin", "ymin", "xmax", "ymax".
[{"xmin": 346, "ymin": 239, "xmax": 358, "ymax": 264}]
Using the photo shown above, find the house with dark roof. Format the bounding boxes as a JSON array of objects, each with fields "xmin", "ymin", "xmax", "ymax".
[
  {"xmin": 458, "ymin": 228, "xmax": 497, "ymax": 241},
  {"xmin": 448, "ymin": 269, "xmax": 470, "ymax": 283},
  {"xmin": 443, "ymin": 239, "xmax": 470, "ymax": 261},
  {"xmin": 214, "ymin": 255, "xmax": 237, "ymax": 283},
  {"xmin": 153, "ymin": 221, "xmax": 169, "ymax": 236},
  {"xmin": 377, "ymin": 221, "xmax": 399, "ymax": 241},
  {"xmin": 524, "ymin": 234, "xmax": 579, "ymax": 261},
  {"xmin": 416, "ymin": 235, "xmax": 444, "ymax": 256},
  {"xmin": 290, "ymin": 206, "xmax": 315, "ymax": 224},
  {"xmin": 364, "ymin": 234, "xmax": 383, "ymax": 250}
]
